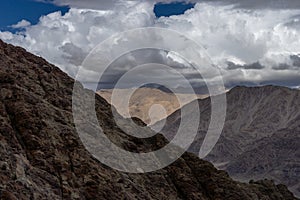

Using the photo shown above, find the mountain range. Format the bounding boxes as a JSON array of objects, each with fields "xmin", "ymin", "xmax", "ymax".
[
  {"xmin": 154, "ymin": 85, "xmax": 300, "ymax": 198},
  {"xmin": 0, "ymin": 39, "xmax": 297, "ymax": 199}
]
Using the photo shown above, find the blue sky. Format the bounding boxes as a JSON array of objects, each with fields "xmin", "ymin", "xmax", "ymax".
[
  {"xmin": 0, "ymin": 0, "xmax": 194, "ymax": 31},
  {"xmin": 0, "ymin": 0, "xmax": 69, "ymax": 31},
  {"xmin": 154, "ymin": 2, "xmax": 195, "ymax": 17}
]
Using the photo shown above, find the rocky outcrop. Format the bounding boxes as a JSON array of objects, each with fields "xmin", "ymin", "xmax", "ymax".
[
  {"xmin": 156, "ymin": 85, "xmax": 300, "ymax": 198},
  {"xmin": 0, "ymin": 39, "xmax": 297, "ymax": 199}
]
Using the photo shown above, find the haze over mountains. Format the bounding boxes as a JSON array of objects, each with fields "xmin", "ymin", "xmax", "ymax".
[
  {"xmin": 0, "ymin": 40, "xmax": 298, "ymax": 199},
  {"xmin": 154, "ymin": 85, "xmax": 300, "ymax": 197},
  {"xmin": 98, "ymin": 88, "xmax": 207, "ymax": 125}
]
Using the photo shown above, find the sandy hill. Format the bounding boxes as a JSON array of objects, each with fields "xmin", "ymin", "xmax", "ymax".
[{"xmin": 97, "ymin": 88, "xmax": 207, "ymax": 125}]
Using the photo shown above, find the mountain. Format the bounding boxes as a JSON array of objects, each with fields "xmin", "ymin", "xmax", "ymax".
[
  {"xmin": 0, "ymin": 39, "xmax": 297, "ymax": 199},
  {"xmin": 154, "ymin": 85, "xmax": 300, "ymax": 197},
  {"xmin": 97, "ymin": 88, "xmax": 207, "ymax": 125}
]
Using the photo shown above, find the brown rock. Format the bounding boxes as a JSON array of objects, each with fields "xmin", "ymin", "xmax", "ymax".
[{"xmin": 0, "ymin": 39, "xmax": 297, "ymax": 199}]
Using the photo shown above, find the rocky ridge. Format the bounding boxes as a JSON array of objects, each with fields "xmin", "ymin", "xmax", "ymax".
[
  {"xmin": 155, "ymin": 85, "xmax": 300, "ymax": 198},
  {"xmin": 0, "ymin": 39, "xmax": 297, "ymax": 199}
]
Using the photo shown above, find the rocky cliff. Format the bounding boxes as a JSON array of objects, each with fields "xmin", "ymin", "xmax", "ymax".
[{"xmin": 0, "ymin": 39, "xmax": 297, "ymax": 199}]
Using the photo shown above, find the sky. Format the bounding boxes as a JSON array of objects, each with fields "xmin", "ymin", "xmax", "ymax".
[
  {"xmin": 1, "ymin": 0, "xmax": 300, "ymax": 91},
  {"xmin": 0, "ymin": 1, "xmax": 194, "ymax": 31},
  {"xmin": 0, "ymin": 0, "xmax": 69, "ymax": 32},
  {"xmin": 154, "ymin": 2, "xmax": 195, "ymax": 17}
]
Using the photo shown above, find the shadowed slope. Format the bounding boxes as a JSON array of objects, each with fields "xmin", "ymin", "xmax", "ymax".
[
  {"xmin": 155, "ymin": 85, "xmax": 300, "ymax": 197},
  {"xmin": 0, "ymin": 40, "xmax": 296, "ymax": 199}
]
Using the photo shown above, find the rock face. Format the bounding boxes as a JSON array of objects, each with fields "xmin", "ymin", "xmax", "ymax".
[
  {"xmin": 155, "ymin": 85, "xmax": 300, "ymax": 198},
  {"xmin": 97, "ymin": 88, "xmax": 207, "ymax": 125},
  {"xmin": 0, "ymin": 39, "xmax": 297, "ymax": 199}
]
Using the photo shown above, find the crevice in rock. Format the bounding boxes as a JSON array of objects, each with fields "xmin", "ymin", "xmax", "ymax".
[
  {"xmin": 54, "ymin": 165, "xmax": 64, "ymax": 199},
  {"xmin": 67, "ymin": 152, "xmax": 74, "ymax": 173},
  {"xmin": 3, "ymin": 101, "xmax": 29, "ymax": 160}
]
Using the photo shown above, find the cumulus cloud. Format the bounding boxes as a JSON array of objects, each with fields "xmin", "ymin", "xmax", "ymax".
[
  {"xmin": 11, "ymin": 19, "xmax": 31, "ymax": 29},
  {"xmin": 0, "ymin": 31, "xmax": 14, "ymax": 40},
  {"xmin": 0, "ymin": 2, "xmax": 155, "ymax": 77},
  {"xmin": 1, "ymin": 0, "xmax": 300, "ymax": 89},
  {"xmin": 155, "ymin": 3, "xmax": 300, "ymax": 87}
]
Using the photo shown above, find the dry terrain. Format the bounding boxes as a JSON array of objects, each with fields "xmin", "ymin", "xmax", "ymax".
[
  {"xmin": 0, "ymin": 40, "xmax": 297, "ymax": 199},
  {"xmin": 98, "ymin": 88, "xmax": 207, "ymax": 125},
  {"xmin": 155, "ymin": 85, "xmax": 300, "ymax": 198}
]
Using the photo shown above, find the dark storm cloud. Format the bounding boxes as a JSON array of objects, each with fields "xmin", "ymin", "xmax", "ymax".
[
  {"xmin": 284, "ymin": 15, "xmax": 300, "ymax": 28},
  {"xmin": 97, "ymin": 49, "xmax": 203, "ymax": 90},
  {"xmin": 98, "ymin": 49, "xmax": 168, "ymax": 88},
  {"xmin": 60, "ymin": 42, "xmax": 86, "ymax": 66},
  {"xmin": 290, "ymin": 54, "xmax": 300, "ymax": 67},
  {"xmin": 227, "ymin": 61, "xmax": 264, "ymax": 70},
  {"xmin": 270, "ymin": 55, "xmax": 300, "ymax": 70},
  {"xmin": 272, "ymin": 63, "xmax": 291, "ymax": 70}
]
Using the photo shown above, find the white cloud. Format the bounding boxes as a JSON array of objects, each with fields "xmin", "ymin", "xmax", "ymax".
[
  {"xmin": 0, "ymin": 31, "xmax": 14, "ymax": 40},
  {"xmin": 1, "ymin": 1, "xmax": 300, "ymax": 88},
  {"xmin": 11, "ymin": 19, "xmax": 31, "ymax": 28},
  {"xmin": 154, "ymin": 3, "xmax": 300, "ymax": 86},
  {"xmin": 0, "ymin": 2, "xmax": 155, "ymax": 77}
]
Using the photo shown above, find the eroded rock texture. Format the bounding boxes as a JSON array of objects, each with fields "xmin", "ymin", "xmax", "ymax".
[
  {"xmin": 157, "ymin": 85, "xmax": 300, "ymax": 198},
  {"xmin": 0, "ymin": 40, "xmax": 297, "ymax": 199}
]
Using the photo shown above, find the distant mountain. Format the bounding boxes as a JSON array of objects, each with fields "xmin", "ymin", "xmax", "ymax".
[
  {"xmin": 139, "ymin": 83, "xmax": 174, "ymax": 93},
  {"xmin": 97, "ymin": 88, "xmax": 207, "ymax": 125},
  {"xmin": 154, "ymin": 85, "xmax": 300, "ymax": 197},
  {"xmin": 0, "ymin": 40, "xmax": 297, "ymax": 199}
]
